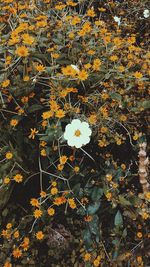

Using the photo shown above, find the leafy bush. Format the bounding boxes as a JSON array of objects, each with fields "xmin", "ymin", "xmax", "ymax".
[{"xmin": 0, "ymin": 0, "xmax": 149, "ymax": 266}]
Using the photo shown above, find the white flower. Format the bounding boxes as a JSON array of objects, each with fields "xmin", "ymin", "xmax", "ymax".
[
  {"xmin": 71, "ymin": 64, "xmax": 80, "ymax": 73},
  {"xmin": 113, "ymin": 16, "xmax": 121, "ymax": 25},
  {"xmin": 64, "ymin": 119, "xmax": 92, "ymax": 148},
  {"xmin": 143, "ymin": 9, "xmax": 149, "ymax": 18}
]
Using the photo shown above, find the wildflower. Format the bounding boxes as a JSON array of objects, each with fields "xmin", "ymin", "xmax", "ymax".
[
  {"xmin": 134, "ymin": 71, "xmax": 143, "ymax": 79},
  {"xmin": 12, "ymin": 248, "xmax": 22, "ymax": 258},
  {"xmin": 47, "ymin": 207, "xmax": 55, "ymax": 216},
  {"xmin": 68, "ymin": 198, "xmax": 76, "ymax": 209},
  {"xmin": 57, "ymin": 163, "xmax": 64, "ymax": 171},
  {"xmin": 29, "ymin": 128, "xmax": 39, "ymax": 139},
  {"xmin": 60, "ymin": 155, "xmax": 68, "ymax": 165},
  {"xmin": 84, "ymin": 215, "xmax": 93, "ymax": 222},
  {"xmin": 113, "ymin": 16, "xmax": 121, "ymax": 25},
  {"xmin": 106, "ymin": 192, "xmax": 112, "ymax": 201},
  {"xmin": 22, "ymin": 33, "xmax": 34, "ymax": 45},
  {"xmin": 40, "ymin": 191, "xmax": 47, "ymax": 198},
  {"xmin": 78, "ymin": 70, "xmax": 88, "ymax": 81},
  {"xmin": 84, "ymin": 253, "xmax": 91, "ymax": 261},
  {"xmin": 42, "ymin": 110, "xmax": 54, "ymax": 120},
  {"xmin": 106, "ymin": 174, "xmax": 113, "ymax": 182},
  {"xmin": 23, "ymin": 75, "xmax": 30, "ymax": 81},
  {"xmin": 15, "ymin": 46, "xmax": 29, "ymax": 57},
  {"xmin": 10, "ymin": 119, "xmax": 18, "ymax": 127},
  {"xmin": 74, "ymin": 166, "xmax": 80, "ymax": 172},
  {"xmin": 51, "ymin": 187, "xmax": 58, "ymax": 195},
  {"xmin": 30, "ymin": 198, "xmax": 39, "ymax": 208},
  {"xmin": 21, "ymin": 237, "xmax": 30, "ymax": 251},
  {"xmin": 13, "ymin": 231, "xmax": 19, "ymax": 238},
  {"xmin": 13, "ymin": 174, "xmax": 23, "ymax": 183},
  {"xmin": 1, "ymin": 79, "xmax": 10, "ymax": 88},
  {"xmin": 4, "ymin": 177, "xmax": 10, "ymax": 184},
  {"xmin": 143, "ymin": 9, "xmax": 149, "ymax": 18},
  {"xmin": 4, "ymin": 262, "xmax": 12, "ymax": 267},
  {"xmin": 64, "ymin": 119, "xmax": 92, "ymax": 148},
  {"xmin": 55, "ymin": 109, "xmax": 65, "ymax": 119},
  {"xmin": 6, "ymin": 223, "xmax": 12, "ymax": 229},
  {"xmin": 5, "ymin": 152, "xmax": 13, "ymax": 160},
  {"xmin": 35, "ymin": 64, "xmax": 46, "ymax": 72},
  {"xmin": 40, "ymin": 149, "xmax": 47, "ymax": 156},
  {"xmin": 87, "ymin": 8, "xmax": 96, "ymax": 17},
  {"xmin": 137, "ymin": 232, "xmax": 142, "ymax": 239},
  {"xmin": 53, "ymin": 196, "xmax": 66, "ymax": 206},
  {"xmin": 88, "ymin": 115, "xmax": 97, "ymax": 125},
  {"xmin": 92, "ymin": 59, "xmax": 101, "ymax": 71},
  {"xmin": 33, "ymin": 209, "xmax": 42, "ymax": 218},
  {"xmin": 36, "ymin": 231, "xmax": 44, "ymax": 240},
  {"xmin": 145, "ymin": 192, "xmax": 150, "ymax": 200}
]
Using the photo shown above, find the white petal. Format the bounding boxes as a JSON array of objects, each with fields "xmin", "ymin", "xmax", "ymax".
[
  {"xmin": 81, "ymin": 126, "xmax": 92, "ymax": 137},
  {"xmin": 71, "ymin": 119, "xmax": 82, "ymax": 128},
  {"xmin": 82, "ymin": 136, "xmax": 90, "ymax": 146},
  {"xmin": 67, "ymin": 136, "xmax": 77, "ymax": 147}
]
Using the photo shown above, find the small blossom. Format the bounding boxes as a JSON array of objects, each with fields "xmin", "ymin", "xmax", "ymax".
[{"xmin": 64, "ymin": 119, "xmax": 92, "ymax": 148}]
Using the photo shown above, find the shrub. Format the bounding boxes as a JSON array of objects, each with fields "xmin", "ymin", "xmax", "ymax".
[{"xmin": 0, "ymin": 0, "xmax": 149, "ymax": 266}]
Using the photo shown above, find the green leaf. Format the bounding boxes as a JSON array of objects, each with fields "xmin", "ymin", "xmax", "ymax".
[
  {"xmin": 114, "ymin": 210, "xmax": 123, "ymax": 226},
  {"xmin": 110, "ymin": 92, "xmax": 122, "ymax": 101},
  {"xmin": 87, "ymin": 201, "xmax": 100, "ymax": 215},
  {"xmin": 89, "ymin": 215, "xmax": 99, "ymax": 237},
  {"xmin": 118, "ymin": 195, "xmax": 131, "ymax": 206},
  {"xmin": 91, "ymin": 187, "xmax": 103, "ymax": 201},
  {"xmin": 83, "ymin": 228, "xmax": 92, "ymax": 250}
]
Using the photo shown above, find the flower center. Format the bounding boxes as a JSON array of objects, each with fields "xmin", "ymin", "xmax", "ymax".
[{"xmin": 74, "ymin": 129, "xmax": 81, "ymax": 137}]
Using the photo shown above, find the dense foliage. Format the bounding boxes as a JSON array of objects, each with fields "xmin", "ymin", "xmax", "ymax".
[{"xmin": 0, "ymin": 0, "xmax": 149, "ymax": 266}]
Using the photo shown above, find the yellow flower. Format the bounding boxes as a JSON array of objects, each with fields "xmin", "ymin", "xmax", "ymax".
[
  {"xmin": 10, "ymin": 119, "xmax": 18, "ymax": 127},
  {"xmin": 145, "ymin": 192, "xmax": 150, "ymax": 200},
  {"xmin": 4, "ymin": 262, "xmax": 12, "ymax": 267},
  {"xmin": 60, "ymin": 155, "xmax": 68, "ymax": 165},
  {"xmin": 36, "ymin": 231, "xmax": 44, "ymax": 240},
  {"xmin": 6, "ymin": 223, "xmax": 12, "ymax": 229},
  {"xmin": 106, "ymin": 174, "xmax": 112, "ymax": 182},
  {"xmin": 88, "ymin": 114, "xmax": 97, "ymax": 125},
  {"xmin": 92, "ymin": 59, "xmax": 101, "ymax": 71},
  {"xmin": 5, "ymin": 152, "xmax": 13, "ymax": 160},
  {"xmin": 1, "ymin": 79, "xmax": 10, "ymax": 88},
  {"xmin": 84, "ymin": 252, "xmax": 91, "ymax": 262},
  {"xmin": 23, "ymin": 75, "xmax": 30, "ymax": 81},
  {"xmin": 4, "ymin": 177, "xmax": 10, "ymax": 184},
  {"xmin": 13, "ymin": 231, "xmax": 20, "ymax": 238},
  {"xmin": 40, "ymin": 149, "xmax": 47, "ymax": 156},
  {"xmin": 12, "ymin": 248, "xmax": 22, "ymax": 258},
  {"xmin": 22, "ymin": 33, "xmax": 34, "ymax": 45},
  {"xmin": 74, "ymin": 166, "xmax": 80, "ymax": 172},
  {"xmin": 134, "ymin": 71, "xmax": 143, "ymax": 79},
  {"xmin": 93, "ymin": 259, "xmax": 100, "ymax": 267},
  {"xmin": 51, "ymin": 187, "xmax": 58, "ymax": 195},
  {"xmin": 42, "ymin": 110, "xmax": 54, "ymax": 119},
  {"xmin": 15, "ymin": 46, "xmax": 29, "ymax": 57},
  {"xmin": 55, "ymin": 109, "xmax": 65, "ymax": 119},
  {"xmin": 34, "ymin": 209, "xmax": 43, "ymax": 219},
  {"xmin": 87, "ymin": 8, "xmax": 96, "ymax": 17},
  {"xmin": 68, "ymin": 198, "xmax": 76, "ymax": 209},
  {"xmin": 30, "ymin": 198, "xmax": 39, "ymax": 208},
  {"xmin": 137, "ymin": 232, "xmax": 142, "ymax": 239},
  {"xmin": 106, "ymin": 192, "xmax": 112, "ymax": 200},
  {"xmin": 47, "ymin": 207, "xmax": 55, "ymax": 216},
  {"xmin": 40, "ymin": 191, "xmax": 47, "ymax": 198},
  {"xmin": 78, "ymin": 70, "xmax": 88, "ymax": 81},
  {"xmin": 35, "ymin": 64, "xmax": 46, "ymax": 72},
  {"xmin": 13, "ymin": 174, "xmax": 23, "ymax": 183},
  {"xmin": 29, "ymin": 128, "xmax": 39, "ymax": 139}
]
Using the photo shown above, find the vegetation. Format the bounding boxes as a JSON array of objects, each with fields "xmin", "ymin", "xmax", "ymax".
[{"xmin": 0, "ymin": 0, "xmax": 149, "ymax": 266}]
